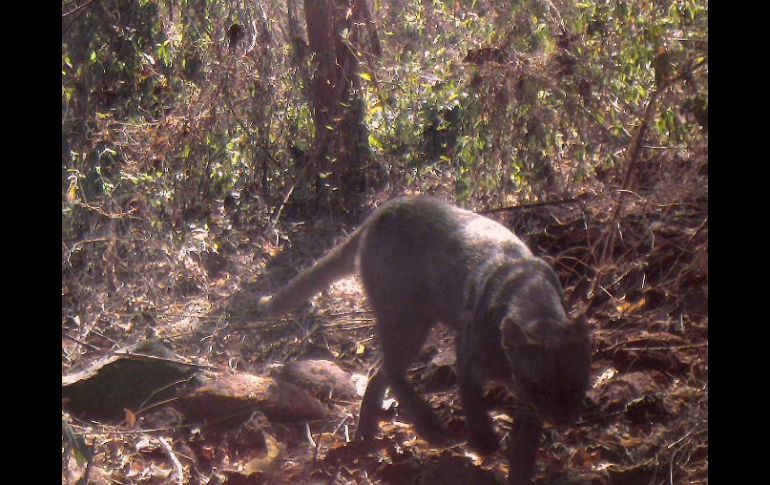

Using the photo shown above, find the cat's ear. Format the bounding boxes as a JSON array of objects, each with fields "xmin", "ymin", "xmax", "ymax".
[{"xmin": 501, "ymin": 318, "xmax": 539, "ymax": 349}]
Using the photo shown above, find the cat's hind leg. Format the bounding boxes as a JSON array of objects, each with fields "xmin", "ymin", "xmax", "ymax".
[
  {"xmin": 355, "ymin": 362, "xmax": 388, "ymax": 442},
  {"xmin": 377, "ymin": 313, "xmax": 450, "ymax": 445}
]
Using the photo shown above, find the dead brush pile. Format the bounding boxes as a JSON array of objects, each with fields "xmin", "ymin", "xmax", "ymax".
[{"xmin": 510, "ymin": 156, "xmax": 708, "ymax": 484}]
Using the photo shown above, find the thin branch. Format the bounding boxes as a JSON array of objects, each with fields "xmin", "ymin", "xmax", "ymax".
[
  {"xmin": 109, "ymin": 350, "xmax": 216, "ymax": 370},
  {"xmin": 480, "ymin": 193, "xmax": 593, "ymax": 215},
  {"xmin": 74, "ymin": 200, "xmax": 138, "ymax": 220},
  {"xmin": 62, "ymin": 0, "xmax": 98, "ymax": 18},
  {"xmin": 62, "ymin": 332, "xmax": 104, "ymax": 353},
  {"xmin": 584, "ymin": 56, "xmax": 708, "ymax": 308},
  {"xmin": 158, "ymin": 437, "xmax": 184, "ymax": 485}
]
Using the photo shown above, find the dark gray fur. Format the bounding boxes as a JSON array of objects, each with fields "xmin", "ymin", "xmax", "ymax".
[{"xmin": 259, "ymin": 196, "xmax": 591, "ymax": 484}]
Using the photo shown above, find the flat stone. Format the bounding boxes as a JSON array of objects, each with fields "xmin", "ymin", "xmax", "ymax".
[
  {"xmin": 181, "ymin": 373, "xmax": 326, "ymax": 423},
  {"xmin": 280, "ymin": 359, "xmax": 357, "ymax": 401}
]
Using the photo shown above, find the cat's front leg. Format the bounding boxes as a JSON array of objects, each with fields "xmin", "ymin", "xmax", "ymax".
[
  {"xmin": 456, "ymin": 340, "xmax": 499, "ymax": 455},
  {"xmin": 506, "ymin": 412, "xmax": 543, "ymax": 485},
  {"xmin": 355, "ymin": 365, "xmax": 389, "ymax": 442},
  {"xmin": 458, "ymin": 376, "xmax": 499, "ymax": 454}
]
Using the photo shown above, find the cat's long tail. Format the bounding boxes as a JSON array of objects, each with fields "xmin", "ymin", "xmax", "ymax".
[{"xmin": 258, "ymin": 225, "xmax": 366, "ymax": 317}]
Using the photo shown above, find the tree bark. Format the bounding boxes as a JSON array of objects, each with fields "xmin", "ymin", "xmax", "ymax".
[{"xmin": 303, "ymin": 0, "xmax": 374, "ymax": 208}]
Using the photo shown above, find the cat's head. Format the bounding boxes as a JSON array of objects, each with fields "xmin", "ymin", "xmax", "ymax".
[{"xmin": 501, "ymin": 315, "xmax": 591, "ymax": 427}]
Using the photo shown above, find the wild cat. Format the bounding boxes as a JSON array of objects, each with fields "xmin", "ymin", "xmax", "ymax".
[{"xmin": 259, "ymin": 196, "xmax": 591, "ymax": 484}]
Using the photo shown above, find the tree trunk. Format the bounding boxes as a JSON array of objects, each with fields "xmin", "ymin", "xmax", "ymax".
[{"xmin": 303, "ymin": 0, "xmax": 373, "ymax": 209}]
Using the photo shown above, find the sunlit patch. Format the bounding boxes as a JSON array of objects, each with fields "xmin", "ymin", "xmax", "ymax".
[
  {"xmin": 463, "ymin": 216, "xmax": 517, "ymax": 243},
  {"xmin": 323, "ymin": 275, "xmax": 367, "ymax": 310},
  {"xmin": 350, "ymin": 372, "xmax": 369, "ymax": 396},
  {"xmin": 593, "ymin": 367, "xmax": 618, "ymax": 388},
  {"xmin": 463, "ymin": 449, "xmax": 484, "ymax": 466},
  {"xmin": 329, "ymin": 275, "xmax": 364, "ymax": 295}
]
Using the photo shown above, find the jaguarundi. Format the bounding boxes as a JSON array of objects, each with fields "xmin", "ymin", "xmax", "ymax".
[{"xmin": 259, "ymin": 195, "xmax": 591, "ymax": 484}]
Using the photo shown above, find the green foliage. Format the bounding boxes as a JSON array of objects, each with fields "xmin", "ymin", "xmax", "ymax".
[
  {"xmin": 354, "ymin": 0, "xmax": 704, "ymax": 205},
  {"xmin": 62, "ymin": 0, "xmax": 707, "ymax": 280},
  {"xmin": 62, "ymin": 420, "xmax": 92, "ymax": 479}
]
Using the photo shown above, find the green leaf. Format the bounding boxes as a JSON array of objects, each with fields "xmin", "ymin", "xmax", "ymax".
[
  {"xmin": 63, "ymin": 421, "xmax": 92, "ymax": 468},
  {"xmin": 368, "ymin": 134, "xmax": 383, "ymax": 150}
]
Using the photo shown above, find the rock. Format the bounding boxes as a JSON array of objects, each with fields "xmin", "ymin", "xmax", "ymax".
[
  {"xmin": 280, "ymin": 359, "xmax": 358, "ymax": 401},
  {"xmin": 181, "ymin": 373, "xmax": 326, "ymax": 423},
  {"xmin": 62, "ymin": 340, "xmax": 201, "ymax": 420}
]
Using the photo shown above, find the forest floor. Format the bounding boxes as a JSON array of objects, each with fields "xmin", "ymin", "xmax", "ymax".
[{"xmin": 62, "ymin": 159, "xmax": 707, "ymax": 485}]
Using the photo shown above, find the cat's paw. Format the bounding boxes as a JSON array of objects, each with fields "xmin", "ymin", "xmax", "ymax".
[
  {"xmin": 409, "ymin": 418, "xmax": 455, "ymax": 448},
  {"xmin": 467, "ymin": 427, "xmax": 500, "ymax": 455}
]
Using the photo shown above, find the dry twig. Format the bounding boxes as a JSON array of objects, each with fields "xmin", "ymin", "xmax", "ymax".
[{"xmin": 158, "ymin": 437, "xmax": 185, "ymax": 485}]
